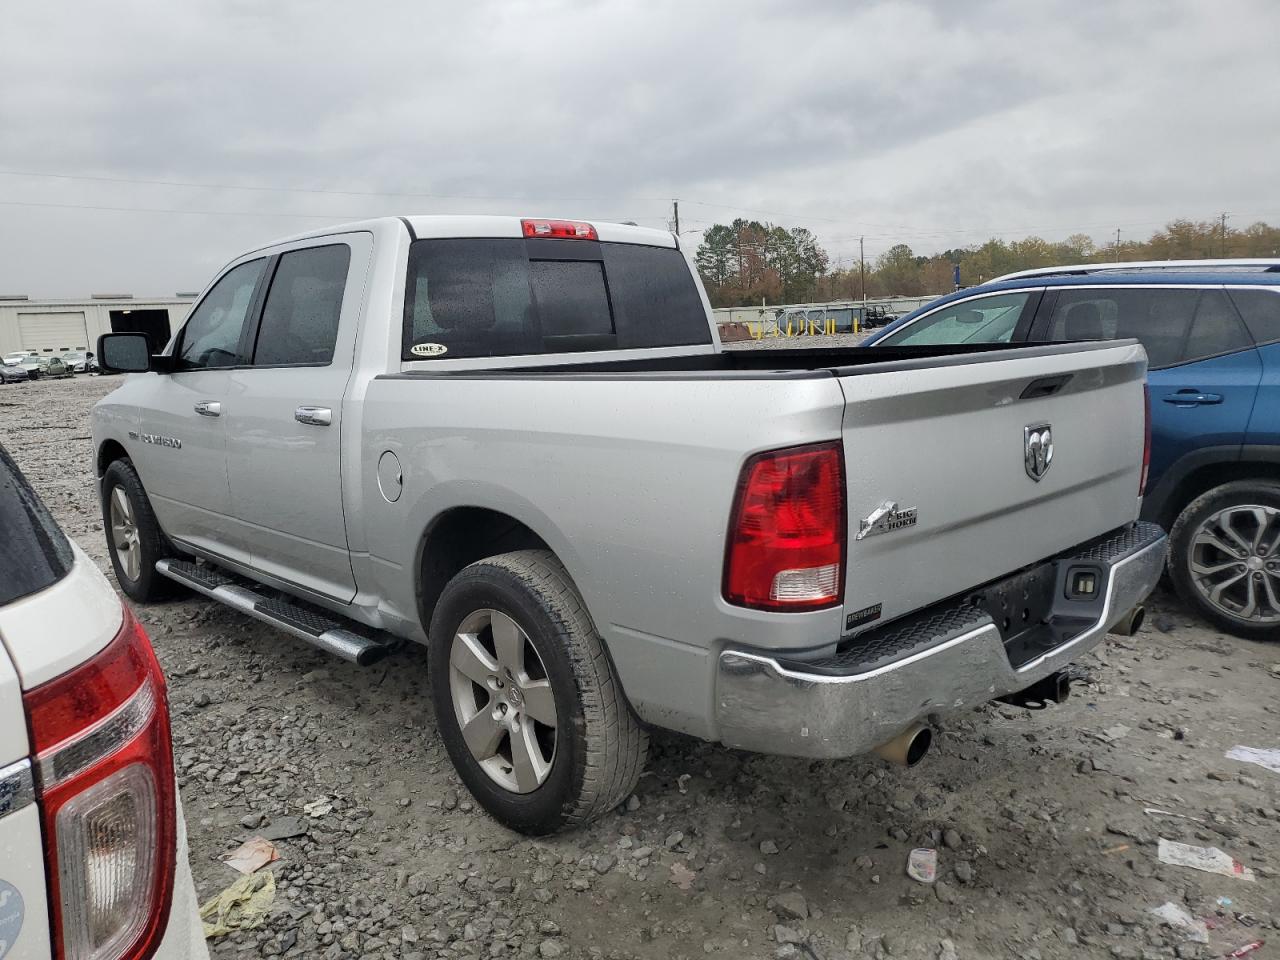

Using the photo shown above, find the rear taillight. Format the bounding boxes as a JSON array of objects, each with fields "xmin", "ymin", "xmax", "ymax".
[
  {"xmin": 723, "ymin": 442, "xmax": 846, "ymax": 611},
  {"xmin": 521, "ymin": 218, "xmax": 598, "ymax": 240},
  {"xmin": 24, "ymin": 605, "xmax": 176, "ymax": 960},
  {"xmin": 1140, "ymin": 384, "xmax": 1152, "ymax": 496}
]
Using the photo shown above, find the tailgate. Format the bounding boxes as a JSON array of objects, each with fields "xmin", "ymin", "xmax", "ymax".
[{"xmin": 838, "ymin": 341, "xmax": 1147, "ymax": 630}]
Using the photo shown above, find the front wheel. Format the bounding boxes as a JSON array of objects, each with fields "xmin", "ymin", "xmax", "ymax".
[
  {"xmin": 101, "ymin": 459, "xmax": 182, "ymax": 602},
  {"xmin": 428, "ymin": 550, "xmax": 647, "ymax": 834},
  {"xmin": 1168, "ymin": 479, "xmax": 1280, "ymax": 641}
]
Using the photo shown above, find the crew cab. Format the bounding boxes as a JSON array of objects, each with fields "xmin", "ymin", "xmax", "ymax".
[
  {"xmin": 867, "ymin": 260, "xmax": 1280, "ymax": 641},
  {"xmin": 0, "ymin": 445, "xmax": 205, "ymax": 960},
  {"xmin": 91, "ymin": 216, "xmax": 1164, "ymax": 834}
]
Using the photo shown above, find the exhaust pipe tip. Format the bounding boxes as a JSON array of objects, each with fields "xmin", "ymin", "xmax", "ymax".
[
  {"xmin": 872, "ymin": 724, "xmax": 933, "ymax": 767},
  {"xmin": 1110, "ymin": 604, "xmax": 1146, "ymax": 637}
]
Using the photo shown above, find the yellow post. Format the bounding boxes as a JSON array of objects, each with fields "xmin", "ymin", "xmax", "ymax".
[
  {"xmin": 825, "ymin": 317, "xmax": 836, "ymax": 335},
  {"xmin": 752, "ymin": 322, "xmax": 763, "ymax": 340}
]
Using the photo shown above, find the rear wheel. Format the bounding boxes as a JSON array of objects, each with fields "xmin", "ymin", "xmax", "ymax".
[
  {"xmin": 101, "ymin": 460, "xmax": 182, "ymax": 602},
  {"xmin": 428, "ymin": 550, "xmax": 647, "ymax": 834},
  {"xmin": 1169, "ymin": 479, "xmax": 1280, "ymax": 641}
]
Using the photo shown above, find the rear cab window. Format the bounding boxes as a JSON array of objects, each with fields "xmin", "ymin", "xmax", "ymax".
[
  {"xmin": 402, "ymin": 237, "xmax": 710, "ymax": 360},
  {"xmin": 0, "ymin": 445, "xmax": 73, "ymax": 606}
]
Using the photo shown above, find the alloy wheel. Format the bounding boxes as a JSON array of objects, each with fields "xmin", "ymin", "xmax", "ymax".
[
  {"xmin": 448, "ymin": 608, "xmax": 558, "ymax": 793},
  {"xmin": 1189, "ymin": 504, "xmax": 1280, "ymax": 623},
  {"xmin": 109, "ymin": 485, "xmax": 141, "ymax": 581}
]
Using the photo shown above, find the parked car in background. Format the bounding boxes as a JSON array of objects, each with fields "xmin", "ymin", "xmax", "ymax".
[
  {"xmin": 0, "ymin": 444, "xmax": 207, "ymax": 960},
  {"xmin": 866, "ymin": 259, "xmax": 1280, "ymax": 640},
  {"xmin": 2, "ymin": 351, "xmax": 29, "ymax": 366},
  {"xmin": 0, "ymin": 360, "xmax": 29, "ymax": 383},
  {"xmin": 6, "ymin": 353, "xmax": 72, "ymax": 380},
  {"xmin": 61, "ymin": 349, "xmax": 98, "ymax": 373},
  {"xmin": 91, "ymin": 215, "xmax": 1162, "ymax": 834}
]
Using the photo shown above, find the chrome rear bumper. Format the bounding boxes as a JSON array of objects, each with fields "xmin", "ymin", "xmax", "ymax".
[{"xmin": 715, "ymin": 523, "xmax": 1166, "ymax": 759}]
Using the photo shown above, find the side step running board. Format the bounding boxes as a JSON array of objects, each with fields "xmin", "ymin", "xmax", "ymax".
[{"xmin": 156, "ymin": 559, "xmax": 393, "ymax": 666}]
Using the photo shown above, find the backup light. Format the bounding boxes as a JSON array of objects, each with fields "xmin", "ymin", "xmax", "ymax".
[{"xmin": 521, "ymin": 219, "xmax": 598, "ymax": 240}]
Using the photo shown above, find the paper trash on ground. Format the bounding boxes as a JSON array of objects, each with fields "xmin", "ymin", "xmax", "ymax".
[
  {"xmin": 1148, "ymin": 901, "xmax": 1209, "ymax": 943},
  {"xmin": 1226, "ymin": 745, "xmax": 1280, "ymax": 775},
  {"xmin": 1157, "ymin": 838, "xmax": 1255, "ymax": 881},
  {"xmin": 221, "ymin": 836, "xmax": 280, "ymax": 875}
]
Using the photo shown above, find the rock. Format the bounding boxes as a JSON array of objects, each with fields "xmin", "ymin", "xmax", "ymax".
[
  {"xmin": 193, "ymin": 691, "xmax": 211, "ymax": 708},
  {"xmin": 626, "ymin": 794, "xmax": 641, "ymax": 812},
  {"xmin": 538, "ymin": 940, "xmax": 564, "ymax": 959},
  {"xmin": 239, "ymin": 812, "xmax": 263, "ymax": 829},
  {"xmin": 760, "ymin": 839, "xmax": 780, "ymax": 855},
  {"xmin": 260, "ymin": 817, "xmax": 308, "ymax": 841},
  {"xmin": 665, "ymin": 831, "xmax": 684, "ymax": 848},
  {"xmin": 401, "ymin": 925, "xmax": 418, "ymax": 943},
  {"xmin": 942, "ymin": 829, "xmax": 962, "ymax": 850},
  {"xmin": 954, "ymin": 861, "xmax": 974, "ymax": 884},
  {"xmin": 1154, "ymin": 615, "xmax": 1176, "ymax": 633},
  {"xmin": 934, "ymin": 880, "xmax": 958, "ymax": 904},
  {"xmin": 594, "ymin": 855, "xmax": 616, "ymax": 875},
  {"xmin": 443, "ymin": 791, "xmax": 459, "ymax": 811},
  {"xmin": 854, "ymin": 855, "xmax": 874, "ymax": 870},
  {"xmin": 774, "ymin": 925, "xmax": 805, "ymax": 945},
  {"xmin": 1060, "ymin": 928, "xmax": 1078, "ymax": 945},
  {"xmin": 769, "ymin": 891, "xmax": 809, "ymax": 921},
  {"xmin": 938, "ymin": 939, "xmax": 959, "ymax": 960},
  {"xmin": 775, "ymin": 946, "xmax": 803, "ymax": 960},
  {"xmin": 846, "ymin": 926, "xmax": 862, "ymax": 954}
]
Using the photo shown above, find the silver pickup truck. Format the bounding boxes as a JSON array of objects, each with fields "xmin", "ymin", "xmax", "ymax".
[{"xmin": 91, "ymin": 216, "xmax": 1165, "ymax": 834}]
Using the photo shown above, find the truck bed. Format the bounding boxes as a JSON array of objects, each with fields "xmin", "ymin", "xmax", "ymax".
[{"xmin": 387, "ymin": 340, "xmax": 1128, "ymax": 378}]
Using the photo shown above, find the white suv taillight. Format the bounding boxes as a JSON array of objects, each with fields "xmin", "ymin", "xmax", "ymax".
[{"xmin": 23, "ymin": 605, "xmax": 176, "ymax": 960}]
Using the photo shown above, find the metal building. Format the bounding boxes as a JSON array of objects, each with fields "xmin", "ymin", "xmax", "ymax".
[{"xmin": 0, "ymin": 294, "xmax": 194, "ymax": 357}]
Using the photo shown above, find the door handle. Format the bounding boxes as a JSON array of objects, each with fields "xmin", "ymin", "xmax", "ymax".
[
  {"xmin": 294, "ymin": 406, "xmax": 333, "ymax": 426},
  {"xmin": 194, "ymin": 400, "xmax": 221, "ymax": 417},
  {"xmin": 1161, "ymin": 391, "xmax": 1223, "ymax": 406}
]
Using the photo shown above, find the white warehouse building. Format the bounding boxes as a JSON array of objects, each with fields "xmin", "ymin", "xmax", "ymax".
[{"xmin": 0, "ymin": 294, "xmax": 195, "ymax": 357}]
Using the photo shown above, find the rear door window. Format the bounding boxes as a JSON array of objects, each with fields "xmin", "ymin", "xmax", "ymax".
[
  {"xmin": 251, "ymin": 244, "xmax": 351, "ymax": 366},
  {"xmin": 875, "ymin": 292, "xmax": 1032, "ymax": 346},
  {"xmin": 1042, "ymin": 288, "xmax": 1249, "ymax": 368},
  {"xmin": 1229, "ymin": 288, "xmax": 1280, "ymax": 345},
  {"xmin": 1183, "ymin": 289, "xmax": 1251, "ymax": 363},
  {"xmin": 403, "ymin": 238, "xmax": 710, "ymax": 360}
]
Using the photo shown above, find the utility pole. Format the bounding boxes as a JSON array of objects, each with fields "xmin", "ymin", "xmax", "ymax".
[
  {"xmin": 672, "ymin": 199, "xmax": 679, "ymax": 235},
  {"xmin": 1115, "ymin": 227, "xmax": 1121, "ymax": 262},
  {"xmin": 1220, "ymin": 212, "xmax": 1229, "ymax": 256},
  {"xmin": 859, "ymin": 236, "xmax": 867, "ymax": 313}
]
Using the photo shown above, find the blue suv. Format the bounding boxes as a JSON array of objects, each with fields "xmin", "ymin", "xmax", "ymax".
[{"xmin": 866, "ymin": 260, "xmax": 1280, "ymax": 641}]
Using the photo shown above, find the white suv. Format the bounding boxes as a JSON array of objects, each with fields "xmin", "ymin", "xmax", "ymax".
[{"xmin": 0, "ymin": 445, "xmax": 206, "ymax": 960}]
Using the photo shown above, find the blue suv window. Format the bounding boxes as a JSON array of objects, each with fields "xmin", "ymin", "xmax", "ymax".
[
  {"xmin": 1043, "ymin": 288, "xmax": 1249, "ymax": 368},
  {"xmin": 1228, "ymin": 289, "xmax": 1280, "ymax": 345}
]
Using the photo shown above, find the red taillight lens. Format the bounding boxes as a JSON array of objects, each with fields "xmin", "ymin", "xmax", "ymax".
[
  {"xmin": 521, "ymin": 218, "xmax": 598, "ymax": 240},
  {"xmin": 723, "ymin": 442, "xmax": 846, "ymax": 611},
  {"xmin": 24, "ymin": 605, "xmax": 176, "ymax": 960},
  {"xmin": 1140, "ymin": 384, "xmax": 1152, "ymax": 496}
]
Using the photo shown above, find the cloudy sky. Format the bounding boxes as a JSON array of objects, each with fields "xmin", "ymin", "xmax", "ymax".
[{"xmin": 1, "ymin": 0, "xmax": 1277, "ymax": 296}]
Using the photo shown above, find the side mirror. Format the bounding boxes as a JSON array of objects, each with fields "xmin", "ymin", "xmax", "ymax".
[{"xmin": 97, "ymin": 333, "xmax": 154, "ymax": 374}]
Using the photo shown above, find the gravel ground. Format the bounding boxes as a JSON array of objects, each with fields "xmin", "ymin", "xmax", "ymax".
[{"xmin": 5, "ymin": 374, "xmax": 1280, "ymax": 960}]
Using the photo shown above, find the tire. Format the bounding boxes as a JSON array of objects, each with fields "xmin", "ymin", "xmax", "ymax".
[
  {"xmin": 101, "ymin": 459, "xmax": 182, "ymax": 602},
  {"xmin": 1168, "ymin": 479, "xmax": 1280, "ymax": 641},
  {"xmin": 428, "ymin": 549, "xmax": 647, "ymax": 835}
]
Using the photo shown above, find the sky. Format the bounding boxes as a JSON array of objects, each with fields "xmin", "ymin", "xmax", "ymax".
[{"xmin": 1, "ymin": 0, "xmax": 1278, "ymax": 297}]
